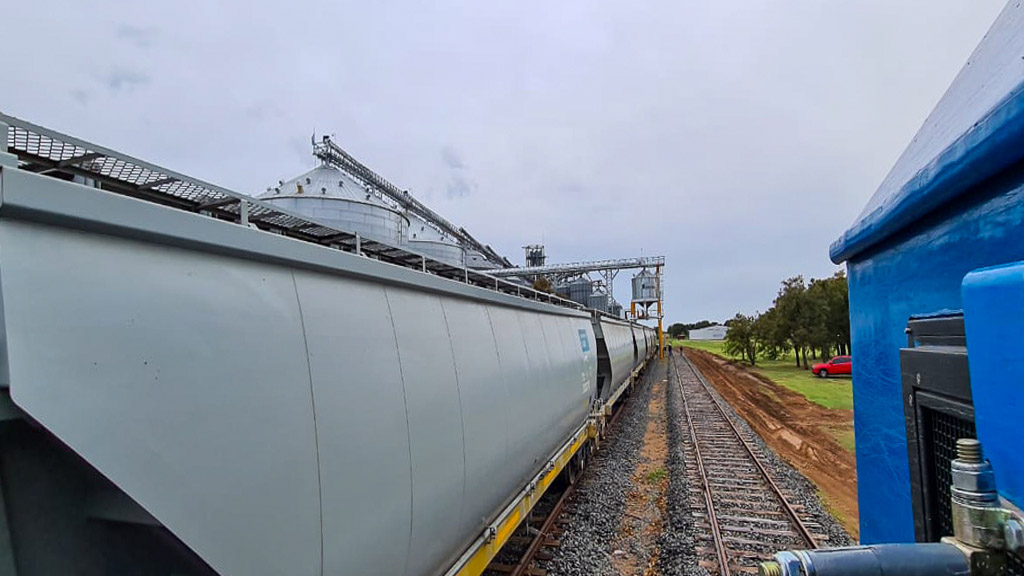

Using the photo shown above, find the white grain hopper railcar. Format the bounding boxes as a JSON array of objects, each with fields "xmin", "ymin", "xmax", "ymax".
[{"xmin": 0, "ymin": 115, "xmax": 657, "ymax": 576}]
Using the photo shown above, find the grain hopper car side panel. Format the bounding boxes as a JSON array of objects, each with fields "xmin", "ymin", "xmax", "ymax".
[
  {"xmin": 539, "ymin": 314, "xmax": 585, "ymax": 432},
  {"xmin": 518, "ymin": 313, "xmax": 564, "ymax": 460},
  {"xmin": 485, "ymin": 306, "xmax": 541, "ymax": 488},
  {"xmin": 622, "ymin": 323, "xmax": 638, "ymax": 366},
  {"xmin": 0, "ymin": 167, "xmax": 600, "ymax": 576},
  {"xmin": 438, "ymin": 298, "xmax": 515, "ymax": 540},
  {"xmin": 0, "ymin": 219, "xmax": 323, "ymax": 576},
  {"xmin": 292, "ymin": 271, "xmax": 414, "ymax": 576},
  {"xmin": 386, "ymin": 289, "xmax": 467, "ymax": 572},
  {"xmin": 599, "ymin": 319, "xmax": 635, "ymax": 399}
]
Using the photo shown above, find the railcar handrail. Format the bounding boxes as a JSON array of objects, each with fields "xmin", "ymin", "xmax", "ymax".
[{"xmin": 0, "ymin": 113, "xmax": 584, "ymax": 312}]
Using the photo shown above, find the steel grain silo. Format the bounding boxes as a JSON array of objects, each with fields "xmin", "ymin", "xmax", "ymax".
[
  {"xmin": 260, "ymin": 165, "xmax": 408, "ymax": 246},
  {"xmin": 406, "ymin": 213, "xmax": 466, "ymax": 267}
]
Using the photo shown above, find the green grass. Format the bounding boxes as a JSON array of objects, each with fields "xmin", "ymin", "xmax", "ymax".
[
  {"xmin": 675, "ymin": 339, "xmax": 853, "ymax": 410},
  {"xmin": 671, "ymin": 338, "xmax": 733, "ymax": 356},
  {"xmin": 817, "ymin": 488, "xmax": 848, "ymax": 530},
  {"xmin": 645, "ymin": 467, "xmax": 667, "ymax": 484},
  {"xmin": 830, "ymin": 428, "xmax": 856, "ymax": 453}
]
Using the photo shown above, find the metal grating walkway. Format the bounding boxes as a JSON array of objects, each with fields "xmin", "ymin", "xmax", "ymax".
[{"xmin": 0, "ymin": 113, "xmax": 583, "ymax": 311}]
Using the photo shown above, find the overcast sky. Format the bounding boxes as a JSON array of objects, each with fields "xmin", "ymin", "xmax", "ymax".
[{"xmin": 4, "ymin": 1, "xmax": 1007, "ymax": 323}]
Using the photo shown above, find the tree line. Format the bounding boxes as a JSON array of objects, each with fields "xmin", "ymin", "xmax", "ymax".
[
  {"xmin": 724, "ymin": 271, "xmax": 850, "ymax": 368},
  {"xmin": 665, "ymin": 319, "xmax": 719, "ymax": 339}
]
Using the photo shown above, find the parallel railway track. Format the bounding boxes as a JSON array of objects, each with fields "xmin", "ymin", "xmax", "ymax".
[
  {"xmin": 673, "ymin": 353, "xmax": 822, "ymax": 575},
  {"xmin": 483, "ymin": 370, "xmax": 640, "ymax": 576}
]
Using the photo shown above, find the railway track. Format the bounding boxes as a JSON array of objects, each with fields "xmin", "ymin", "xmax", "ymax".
[
  {"xmin": 673, "ymin": 353, "xmax": 823, "ymax": 575},
  {"xmin": 482, "ymin": 483, "xmax": 572, "ymax": 576},
  {"xmin": 483, "ymin": 371, "xmax": 641, "ymax": 576}
]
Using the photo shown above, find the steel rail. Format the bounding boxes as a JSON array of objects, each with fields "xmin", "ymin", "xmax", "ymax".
[
  {"xmin": 676, "ymin": 360, "xmax": 733, "ymax": 575},
  {"xmin": 500, "ymin": 356, "xmax": 649, "ymax": 576},
  {"xmin": 508, "ymin": 482, "xmax": 574, "ymax": 576},
  {"xmin": 673, "ymin": 354, "xmax": 818, "ymax": 575},
  {"xmin": 679, "ymin": 354, "xmax": 818, "ymax": 548}
]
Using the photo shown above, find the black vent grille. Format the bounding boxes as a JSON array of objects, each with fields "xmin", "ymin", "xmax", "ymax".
[
  {"xmin": 1010, "ymin": 551, "xmax": 1024, "ymax": 576},
  {"xmin": 901, "ymin": 315, "xmax": 1022, "ymax": 574},
  {"xmin": 923, "ymin": 408, "xmax": 976, "ymax": 537}
]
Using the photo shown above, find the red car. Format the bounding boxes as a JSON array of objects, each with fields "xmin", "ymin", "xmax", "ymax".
[{"xmin": 813, "ymin": 355, "xmax": 852, "ymax": 378}]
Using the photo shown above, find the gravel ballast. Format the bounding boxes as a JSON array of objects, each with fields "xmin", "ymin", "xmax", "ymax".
[
  {"xmin": 657, "ymin": 362, "xmax": 704, "ymax": 575},
  {"xmin": 548, "ymin": 355, "xmax": 852, "ymax": 576},
  {"xmin": 547, "ymin": 367, "xmax": 658, "ymax": 576},
  {"xmin": 678, "ymin": 353, "xmax": 853, "ymax": 550}
]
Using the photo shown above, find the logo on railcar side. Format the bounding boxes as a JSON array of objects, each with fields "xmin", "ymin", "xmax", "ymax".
[{"xmin": 579, "ymin": 328, "xmax": 591, "ymax": 393}]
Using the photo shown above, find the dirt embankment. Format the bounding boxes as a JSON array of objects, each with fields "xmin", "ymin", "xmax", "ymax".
[{"xmin": 685, "ymin": 349, "xmax": 859, "ymax": 540}]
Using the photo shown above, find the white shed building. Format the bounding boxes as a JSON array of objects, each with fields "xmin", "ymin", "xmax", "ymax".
[{"xmin": 688, "ymin": 325, "xmax": 728, "ymax": 341}]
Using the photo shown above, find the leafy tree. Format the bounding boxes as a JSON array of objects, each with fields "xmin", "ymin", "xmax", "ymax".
[
  {"xmin": 666, "ymin": 320, "xmax": 722, "ymax": 339},
  {"xmin": 667, "ymin": 323, "xmax": 687, "ymax": 338},
  {"xmin": 719, "ymin": 270, "xmax": 850, "ymax": 369},
  {"xmin": 822, "ymin": 271, "xmax": 851, "ymax": 356},
  {"xmin": 724, "ymin": 313, "xmax": 759, "ymax": 366},
  {"xmin": 753, "ymin": 307, "xmax": 788, "ymax": 361},
  {"xmin": 773, "ymin": 276, "xmax": 815, "ymax": 368},
  {"xmin": 801, "ymin": 271, "xmax": 851, "ymax": 360},
  {"xmin": 532, "ymin": 276, "xmax": 554, "ymax": 294},
  {"xmin": 806, "ymin": 278, "xmax": 833, "ymax": 359},
  {"xmin": 689, "ymin": 320, "xmax": 717, "ymax": 331}
]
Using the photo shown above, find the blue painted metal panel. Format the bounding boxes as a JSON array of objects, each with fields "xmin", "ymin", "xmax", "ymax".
[
  {"xmin": 846, "ymin": 180, "xmax": 1024, "ymax": 544},
  {"xmin": 832, "ymin": 2, "xmax": 1024, "ymax": 263},
  {"xmin": 962, "ymin": 264, "xmax": 1024, "ymax": 509},
  {"xmin": 834, "ymin": 1, "xmax": 1024, "ymax": 545}
]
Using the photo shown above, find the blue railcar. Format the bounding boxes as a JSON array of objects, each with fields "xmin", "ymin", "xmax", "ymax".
[{"xmin": 830, "ymin": 1, "xmax": 1024, "ymax": 548}]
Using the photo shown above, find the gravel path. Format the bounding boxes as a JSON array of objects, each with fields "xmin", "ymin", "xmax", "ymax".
[{"xmin": 547, "ymin": 367, "xmax": 657, "ymax": 576}]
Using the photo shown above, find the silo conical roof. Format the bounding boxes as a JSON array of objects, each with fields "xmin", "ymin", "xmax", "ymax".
[{"xmin": 259, "ymin": 164, "xmax": 391, "ymax": 208}]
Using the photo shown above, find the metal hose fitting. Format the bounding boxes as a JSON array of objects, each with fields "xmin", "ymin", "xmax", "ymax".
[{"xmin": 760, "ymin": 544, "xmax": 970, "ymax": 576}]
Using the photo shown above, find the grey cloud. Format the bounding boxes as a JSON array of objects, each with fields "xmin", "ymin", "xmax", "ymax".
[
  {"xmin": 245, "ymin": 102, "xmax": 284, "ymax": 121},
  {"xmin": 446, "ymin": 174, "xmax": 474, "ymax": 199},
  {"xmin": 70, "ymin": 89, "xmax": 92, "ymax": 105},
  {"xmin": 101, "ymin": 69, "xmax": 151, "ymax": 92},
  {"xmin": 442, "ymin": 145, "xmax": 473, "ymax": 197},
  {"xmin": 441, "ymin": 145, "xmax": 465, "ymax": 170},
  {"xmin": 1, "ymin": 1, "xmax": 1007, "ymax": 322},
  {"xmin": 115, "ymin": 25, "xmax": 158, "ymax": 48},
  {"xmin": 287, "ymin": 137, "xmax": 313, "ymax": 167}
]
